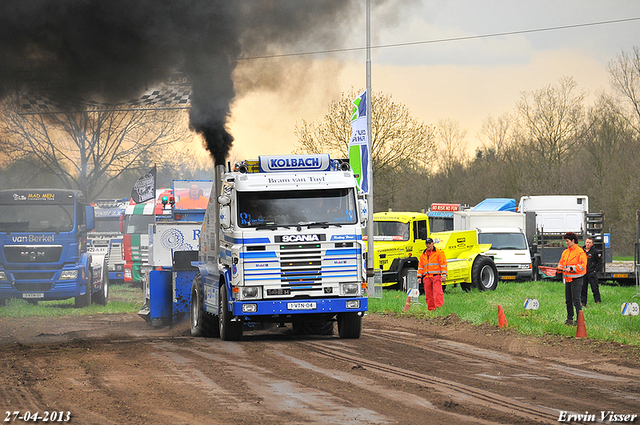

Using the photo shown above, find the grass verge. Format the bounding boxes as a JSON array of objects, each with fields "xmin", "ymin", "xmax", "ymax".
[
  {"xmin": 369, "ymin": 281, "xmax": 640, "ymax": 346},
  {"xmin": 0, "ymin": 284, "xmax": 144, "ymax": 318}
]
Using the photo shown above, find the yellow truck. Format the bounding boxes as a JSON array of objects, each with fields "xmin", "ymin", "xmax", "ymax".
[{"xmin": 372, "ymin": 211, "xmax": 498, "ymax": 292}]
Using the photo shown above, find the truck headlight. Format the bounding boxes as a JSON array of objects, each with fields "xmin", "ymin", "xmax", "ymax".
[
  {"xmin": 241, "ymin": 286, "xmax": 261, "ymax": 300},
  {"xmin": 341, "ymin": 283, "xmax": 359, "ymax": 296},
  {"xmin": 60, "ymin": 270, "xmax": 78, "ymax": 280},
  {"xmin": 242, "ymin": 304, "xmax": 258, "ymax": 313},
  {"xmin": 0, "ymin": 271, "xmax": 7, "ymax": 281},
  {"xmin": 346, "ymin": 300, "xmax": 360, "ymax": 309}
]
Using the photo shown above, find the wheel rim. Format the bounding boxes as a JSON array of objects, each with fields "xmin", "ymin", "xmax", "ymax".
[
  {"xmin": 219, "ymin": 287, "xmax": 225, "ymax": 336},
  {"xmin": 191, "ymin": 290, "xmax": 199, "ymax": 328},
  {"xmin": 480, "ymin": 265, "xmax": 495, "ymax": 289}
]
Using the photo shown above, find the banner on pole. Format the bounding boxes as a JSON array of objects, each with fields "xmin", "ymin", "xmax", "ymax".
[
  {"xmin": 131, "ymin": 165, "xmax": 157, "ymax": 204},
  {"xmin": 348, "ymin": 90, "xmax": 371, "ymax": 194}
]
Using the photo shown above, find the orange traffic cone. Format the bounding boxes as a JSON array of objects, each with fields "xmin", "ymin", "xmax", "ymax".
[
  {"xmin": 498, "ymin": 305, "xmax": 508, "ymax": 328},
  {"xmin": 403, "ymin": 295, "xmax": 411, "ymax": 312},
  {"xmin": 576, "ymin": 310, "xmax": 587, "ymax": 338}
]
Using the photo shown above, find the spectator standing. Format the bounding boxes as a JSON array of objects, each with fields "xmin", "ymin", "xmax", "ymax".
[
  {"xmin": 417, "ymin": 238, "xmax": 447, "ymax": 311},
  {"xmin": 581, "ymin": 237, "xmax": 602, "ymax": 306},
  {"xmin": 557, "ymin": 232, "xmax": 588, "ymax": 326}
]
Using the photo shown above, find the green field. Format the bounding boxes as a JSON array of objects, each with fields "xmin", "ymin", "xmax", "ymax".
[
  {"xmin": 2, "ymin": 280, "xmax": 639, "ymax": 347},
  {"xmin": 369, "ymin": 281, "xmax": 640, "ymax": 346},
  {"xmin": 0, "ymin": 284, "xmax": 144, "ymax": 318}
]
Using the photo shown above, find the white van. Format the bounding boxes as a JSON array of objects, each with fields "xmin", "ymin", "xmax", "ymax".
[{"xmin": 477, "ymin": 227, "xmax": 533, "ymax": 282}]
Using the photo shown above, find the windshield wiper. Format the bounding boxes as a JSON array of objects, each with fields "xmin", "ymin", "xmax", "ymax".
[
  {"xmin": 255, "ymin": 223, "xmax": 290, "ymax": 230},
  {"xmin": 299, "ymin": 221, "xmax": 343, "ymax": 228}
]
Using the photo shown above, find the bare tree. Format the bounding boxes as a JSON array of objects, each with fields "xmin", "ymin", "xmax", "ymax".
[
  {"xmin": 431, "ymin": 118, "xmax": 468, "ymax": 202},
  {"xmin": 515, "ymin": 77, "xmax": 587, "ymax": 167},
  {"xmin": 294, "ymin": 89, "xmax": 436, "ymax": 210},
  {"xmin": 478, "ymin": 113, "xmax": 513, "ymax": 161},
  {"xmin": 0, "ymin": 97, "xmax": 192, "ymax": 199},
  {"xmin": 607, "ymin": 46, "xmax": 640, "ymax": 133}
]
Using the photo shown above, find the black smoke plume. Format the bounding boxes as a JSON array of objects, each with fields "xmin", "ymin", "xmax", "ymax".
[{"xmin": 0, "ymin": 0, "xmax": 408, "ymax": 165}]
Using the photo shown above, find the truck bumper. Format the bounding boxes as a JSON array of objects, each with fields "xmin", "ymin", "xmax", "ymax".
[
  {"xmin": 0, "ymin": 272, "xmax": 86, "ymax": 301},
  {"xmin": 498, "ymin": 269, "xmax": 533, "ymax": 281},
  {"xmin": 231, "ymin": 297, "xmax": 368, "ymax": 317}
]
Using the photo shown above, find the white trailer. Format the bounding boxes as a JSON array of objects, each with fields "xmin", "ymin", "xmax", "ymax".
[{"xmin": 518, "ymin": 195, "xmax": 588, "ymax": 234}]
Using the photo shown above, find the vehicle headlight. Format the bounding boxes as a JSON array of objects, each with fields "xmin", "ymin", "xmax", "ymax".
[
  {"xmin": 341, "ymin": 283, "xmax": 359, "ymax": 296},
  {"xmin": 242, "ymin": 304, "xmax": 258, "ymax": 313},
  {"xmin": 241, "ymin": 286, "xmax": 261, "ymax": 300},
  {"xmin": 60, "ymin": 270, "xmax": 78, "ymax": 280},
  {"xmin": 346, "ymin": 300, "xmax": 360, "ymax": 309},
  {"xmin": 0, "ymin": 271, "xmax": 7, "ymax": 281}
]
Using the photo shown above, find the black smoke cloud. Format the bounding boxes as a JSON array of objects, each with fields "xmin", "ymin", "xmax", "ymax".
[{"xmin": 0, "ymin": 0, "xmax": 407, "ymax": 165}]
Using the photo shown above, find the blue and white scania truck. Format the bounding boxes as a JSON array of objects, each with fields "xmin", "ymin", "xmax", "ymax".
[
  {"xmin": 184, "ymin": 154, "xmax": 368, "ymax": 340},
  {"xmin": 0, "ymin": 189, "xmax": 107, "ymax": 307}
]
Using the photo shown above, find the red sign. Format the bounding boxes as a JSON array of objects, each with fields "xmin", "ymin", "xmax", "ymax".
[{"xmin": 430, "ymin": 203, "xmax": 461, "ymax": 212}]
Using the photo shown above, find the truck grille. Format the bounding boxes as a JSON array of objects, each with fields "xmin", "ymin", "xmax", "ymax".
[
  {"xmin": 4, "ymin": 245, "xmax": 63, "ymax": 263},
  {"xmin": 280, "ymin": 244, "xmax": 322, "ymax": 288},
  {"xmin": 15, "ymin": 282, "xmax": 53, "ymax": 292},
  {"xmin": 13, "ymin": 271, "xmax": 56, "ymax": 280},
  {"xmin": 243, "ymin": 241, "xmax": 361, "ymax": 296}
]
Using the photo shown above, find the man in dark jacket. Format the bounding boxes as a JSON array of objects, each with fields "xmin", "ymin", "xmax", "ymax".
[{"xmin": 581, "ymin": 237, "xmax": 602, "ymax": 306}]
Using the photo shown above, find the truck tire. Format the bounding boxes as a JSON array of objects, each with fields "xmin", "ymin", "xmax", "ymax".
[
  {"xmin": 338, "ymin": 313, "xmax": 362, "ymax": 339},
  {"xmin": 219, "ymin": 284, "xmax": 243, "ymax": 341},
  {"xmin": 94, "ymin": 266, "xmax": 109, "ymax": 306},
  {"xmin": 460, "ymin": 282, "xmax": 474, "ymax": 292},
  {"xmin": 472, "ymin": 255, "xmax": 499, "ymax": 291},
  {"xmin": 74, "ymin": 271, "xmax": 92, "ymax": 308},
  {"xmin": 190, "ymin": 274, "xmax": 219, "ymax": 337}
]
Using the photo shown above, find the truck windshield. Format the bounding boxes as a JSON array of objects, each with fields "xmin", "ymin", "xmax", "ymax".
[
  {"xmin": 478, "ymin": 232, "xmax": 527, "ymax": 250},
  {"xmin": 125, "ymin": 215, "xmax": 154, "ymax": 234},
  {"xmin": 373, "ymin": 221, "xmax": 410, "ymax": 241},
  {"xmin": 237, "ymin": 188, "xmax": 357, "ymax": 228},
  {"xmin": 94, "ymin": 218, "xmax": 121, "ymax": 233},
  {"xmin": 0, "ymin": 204, "xmax": 75, "ymax": 232}
]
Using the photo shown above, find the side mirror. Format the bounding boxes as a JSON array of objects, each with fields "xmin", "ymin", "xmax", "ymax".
[
  {"xmin": 85, "ymin": 205, "xmax": 95, "ymax": 231},
  {"xmin": 220, "ymin": 205, "xmax": 231, "ymax": 228},
  {"xmin": 358, "ymin": 199, "xmax": 368, "ymax": 225}
]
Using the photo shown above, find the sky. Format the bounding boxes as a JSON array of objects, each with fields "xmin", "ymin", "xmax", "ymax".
[{"xmin": 221, "ymin": 0, "xmax": 640, "ymax": 162}]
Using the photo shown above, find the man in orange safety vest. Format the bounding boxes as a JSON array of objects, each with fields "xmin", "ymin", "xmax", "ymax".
[
  {"xmin": 556, "ymin": 232, "xmax": 587, "ymax": 326},
  {"xmin": 417, "ymin": 238, "xmax": 447, "ymax": 311}
]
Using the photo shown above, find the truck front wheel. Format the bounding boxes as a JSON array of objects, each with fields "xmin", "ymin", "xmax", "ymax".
[
  {"xmin": 219, "ymin": 284, "xmax": 243, "ymax": 341},
  {"xmin": 338, "ymin": 313, "xmax": 362, "ymax": 339},
  {"xmin": 190, "ymin": 274, "xmax": 219, "ymax": 338},
  {"xmin": 74, "ymin": 270, "xmax": 92, "ymax": 308},
  {"xmin": 95, "ymin": 266, "xmax": 109, "ymax": 306},
  {"xmin": 472, "ymin": 256, "xmax": 499, "ymax": 291}
]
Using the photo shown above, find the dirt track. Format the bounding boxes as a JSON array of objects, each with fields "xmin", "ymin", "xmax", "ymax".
[{"xmin": 1, "ymin": 312, "xmax": 640, "ymax": 424}]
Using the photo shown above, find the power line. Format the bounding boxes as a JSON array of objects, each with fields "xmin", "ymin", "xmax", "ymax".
[{"xmin": 238, "ymin": 16, "xmax": 640, "ymax": 61}]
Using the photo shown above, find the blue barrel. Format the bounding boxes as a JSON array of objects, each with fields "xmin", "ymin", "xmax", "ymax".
[{"xmin": 149, "ymin": 270, "xmax": 172, "ymax": 326}]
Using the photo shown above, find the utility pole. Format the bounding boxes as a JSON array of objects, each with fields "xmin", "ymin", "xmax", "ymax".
[{"xmin": 365, "ymin": 0, "xmax": 375, "ymax": 291}]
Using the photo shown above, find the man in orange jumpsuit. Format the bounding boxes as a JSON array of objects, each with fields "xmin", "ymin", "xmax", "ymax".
[
  {"xmin": 176, "ymin": 184, "xmax": 209, "ymax": 209},
  {"xmin": 556, "ymin": 232, "xmax": 588, "ymax": 326},
  {"xmin": 417, "ymin": 238, "xmax": 447, "ymax": 311}
]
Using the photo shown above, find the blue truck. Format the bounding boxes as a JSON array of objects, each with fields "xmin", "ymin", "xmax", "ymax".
[{"xmin": 0, "ymin": 189, "xmax": 108, "ymax": 307}]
